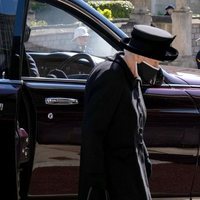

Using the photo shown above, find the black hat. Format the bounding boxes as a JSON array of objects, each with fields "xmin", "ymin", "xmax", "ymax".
[
  {"xmin": 121, "ymin": 25, "xmax": 179, "ymax": 61},
  {"xmin": 165, "ymin": 4, "xmax": 175, "ymax": 10}
]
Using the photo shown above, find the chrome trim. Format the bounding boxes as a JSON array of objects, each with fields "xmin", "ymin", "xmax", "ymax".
[
  {"xmin": 0, "ymin": 79, "xmax": 23, "ymax": 84},
  {"xmin": 45, "ymin": 97, "xmax": 79, "ymax": 105},
  {"xmin": 22, "ymin": 76, "xmax": 87, "ymax": 84},
  {"xmin": 25, "ymin": 82, "xmax": 85, "ymax": 90}
]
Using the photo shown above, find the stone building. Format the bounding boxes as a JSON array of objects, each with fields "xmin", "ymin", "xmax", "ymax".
[
  {"xmin": 88, "ymin": 0, "xmax": 200, "ymax": 67},
  {"xmin": 150, "ymin": 0, "xmax": 200, "ymax": 15},
  {"xmin": 123, "ymin": 0, "xmax": 200, "ymax": 68}
]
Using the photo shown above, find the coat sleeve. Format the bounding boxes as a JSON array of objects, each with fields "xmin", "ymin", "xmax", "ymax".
[{"xmin": 81, "ymin": 67, "xmax": 124, "ymax": 189}]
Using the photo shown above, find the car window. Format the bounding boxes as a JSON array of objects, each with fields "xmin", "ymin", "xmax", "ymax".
[
  {"xmin": 0, "ymin": 0, "xmax": 18, "ymax": 78},
  {"xmin": 24, "ymin": 0, "xmax": 117, "ymax": 79}
]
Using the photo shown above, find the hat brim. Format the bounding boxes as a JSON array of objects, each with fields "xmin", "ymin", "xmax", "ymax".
[
  {"xmin": 72, "ymin": 34, "xmax": 89, "ymax": 41},
  {"xmin": 165, "ymin": 6, "xmax": 174, "ymax": 10},
  {"xmin": 120, "ymin": 37, "xmax": 178, "ymax": 62}
]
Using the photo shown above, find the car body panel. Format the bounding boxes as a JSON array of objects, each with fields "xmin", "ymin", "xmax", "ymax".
[
  {"xmin": 0, "ymin": 0, "xmax": 28, "ymax": 199},
  {"xmin": 0, "ymin": 81, "xmax": 22, "ymax": 199},
  {"xmin": 24, "ymin": 80, "xmax": 85, "ymax": 144},
  {"xmin": 143, "ymin": 86, "xmax": 200, "ymax": 197},
  {"xmin": 1, "ymin": 0, "xmax": 200, "ymax": 199}
]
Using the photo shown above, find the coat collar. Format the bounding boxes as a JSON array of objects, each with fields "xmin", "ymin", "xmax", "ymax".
[{"xmin": 112, "ymin": 52, "xmax": 142, "ymax": 88}]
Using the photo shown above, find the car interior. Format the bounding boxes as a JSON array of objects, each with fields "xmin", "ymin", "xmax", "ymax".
[{"xmin": 23, "ymin": 1, "xmax": 116, "ymax": 82}]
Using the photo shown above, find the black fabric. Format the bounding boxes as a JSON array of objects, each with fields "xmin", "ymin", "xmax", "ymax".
[
  {"xmin": 165, "ymin": 5, "xmax": 175, "ymax": 10},
  {"xmin": 86, "ymin": 187, "xmax": 109, "ymax": 200},
  {"xmin": 120, "ymin": 25, "xmax": 178, "ymax": 61},
  {"xmin": 137, "ymin": 62, "xmax": 164, "ymax": 85},
  {"xmin": 79, "ymin": 53, "xmax": 152, "ymax": 200}
]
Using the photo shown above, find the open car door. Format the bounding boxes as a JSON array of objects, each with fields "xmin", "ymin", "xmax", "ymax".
[{"xmin": 0, "ymin": 0, "xmax": 32, "ymax": 199}]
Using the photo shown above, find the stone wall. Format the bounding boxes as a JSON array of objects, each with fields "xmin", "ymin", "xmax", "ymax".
[
  {"xmin": 192, "ymin": 19, "xmax": 200, "ymax": 57},
  {"xmin": 151, "ymin": 0, "xmax": 200, "ymax": 15},
  {"xmin": 190, "ymin": 0, "xmax": 200, "ymax": 15},
  {"xmin": 151, "ymin": 0, "xmax": 175, "ymax": 15},
  {"xmin": 151, "ymin": 16, "xmax": 172, "ymax": 33},
  {"xmin": 26, "ymin": 24, "xmax": 78, "ymax": 52}
]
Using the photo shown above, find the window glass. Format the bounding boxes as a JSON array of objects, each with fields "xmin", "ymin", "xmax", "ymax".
[
  {"xmin": 24, "ymin": 1, "xmax": 117, "ymax": 79},
  {"xmin": 0, "ymin": 0, "xmax": 18, "ymax": 78}
]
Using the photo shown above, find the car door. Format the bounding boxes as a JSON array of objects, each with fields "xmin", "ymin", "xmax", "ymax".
[
  {"xmin": 185, "ymin": 88, "xmax": 200, "ymax": 199},
  {"xmin": 0, "ymin": 0, "xmax": 30, "ymax": 199},
  {"xmin": 143, "ymin": 83, "xmax": 200, "ymax": 199}
]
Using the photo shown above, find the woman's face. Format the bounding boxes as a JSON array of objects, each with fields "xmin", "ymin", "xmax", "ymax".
[
  {"xmin": 75, "ymin": 36, "xmax": 89, "ymax": 46},
  {"xmin": 142, "ymin": 57, "xmax": 160, "ymax": 68},
  {"xmin": 167, "ymin": 8, "xmax": 174, "ymax": 15}
]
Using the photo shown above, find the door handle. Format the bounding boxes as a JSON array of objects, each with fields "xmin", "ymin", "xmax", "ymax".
[{"xmin": 45, "ymin": 97, "xmax": 79, "ymax": 105}]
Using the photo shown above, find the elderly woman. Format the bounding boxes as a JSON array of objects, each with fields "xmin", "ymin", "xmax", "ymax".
[
  {"xmin": 78, "ymin": 25, "xmax": 178, "ymax": 200},
  {"xmin": 72, "ymin": 26, "xmax": 91, "ymax": 53}
]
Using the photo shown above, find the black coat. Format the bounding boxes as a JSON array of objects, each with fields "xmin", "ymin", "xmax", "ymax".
[{"xmin": 79, "ymin": 53, "xmax": 152, "ymax": 200}]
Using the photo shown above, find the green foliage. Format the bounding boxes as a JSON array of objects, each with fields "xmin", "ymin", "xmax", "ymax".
[
  {"xmin": 30, "ymin": 20, "xmax": 48, "ymax": 27},
  {"xmin": 29, "ymin": 2, "xmax": 47, "ymax": 11},
  {"xmin": 88, "ymin": 1, "xmax": 134, "ymax": 19},
  {"xmin": 97, "ymin": 8, "xmax": 113, "ymax": 19}
]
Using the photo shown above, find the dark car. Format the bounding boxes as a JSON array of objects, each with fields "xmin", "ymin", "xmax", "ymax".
[{"xmin": 2, "ymin": 0, "xmax": 200, "ymax": 199}]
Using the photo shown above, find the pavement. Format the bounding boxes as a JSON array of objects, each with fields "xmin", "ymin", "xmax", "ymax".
[
  {"xmin": 33, "ymin": 144, "xmax": 80, "ymax": 169},
  {"xmin": 30, "ymin": 144, "xmax": 200, "ymax": 197},
  {"xmin": 29, "ymin": 144, "xmax": 80, "ymax": 195}
]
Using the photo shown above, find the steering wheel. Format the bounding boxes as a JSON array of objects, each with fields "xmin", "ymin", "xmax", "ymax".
[{"xmin": 59, "ymin": 53, "xmax": 95, "ymax": 75}]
